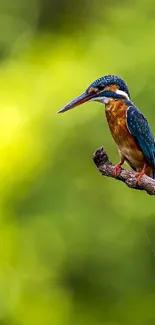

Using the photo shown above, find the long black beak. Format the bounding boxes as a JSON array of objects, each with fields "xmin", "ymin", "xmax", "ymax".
[{"xmin": 57, "ymin": 92, "xmax": 95, "ymax": 114}]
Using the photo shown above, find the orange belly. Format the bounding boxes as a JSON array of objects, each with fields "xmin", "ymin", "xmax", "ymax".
[{"xmin": 105, "ymin": 100, "xmax": 146, "ymax": 171}]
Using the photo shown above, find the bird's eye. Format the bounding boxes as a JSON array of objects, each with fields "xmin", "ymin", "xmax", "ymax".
[{"xmin": 97, "ymin": 85, "xmax": 104, "ymax": 91}]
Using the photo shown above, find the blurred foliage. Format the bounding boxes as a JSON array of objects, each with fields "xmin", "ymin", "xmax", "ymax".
[{"xmin": 1, "ymin": 0, "xmax": 155, "ymax": 324}]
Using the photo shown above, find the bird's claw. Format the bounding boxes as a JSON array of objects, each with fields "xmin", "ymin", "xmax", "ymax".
[
  {"xmin": 136, "ymin": 172, "xmax": 144, "ymax": 185},
  {"xmin": 113, "ymin": 164, "xmax": 122, "ymax": 177},
  {"xmin": 136, "ymin": 163, "xmax": 147, "ymax": 185}
]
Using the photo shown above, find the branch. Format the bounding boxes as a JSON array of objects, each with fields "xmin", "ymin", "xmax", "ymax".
[{"xmin": 92, "ymin": 147, "xmax": 155, "ymax": 196}]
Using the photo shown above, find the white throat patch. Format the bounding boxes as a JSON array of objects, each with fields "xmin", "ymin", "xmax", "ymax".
[{"xmin": 90, "ymin": 97, "xmax": 111, "ymax": 104}]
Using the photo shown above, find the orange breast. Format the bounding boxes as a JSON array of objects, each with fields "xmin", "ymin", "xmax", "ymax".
[{"xmin": 105, "ymin": 100, "xmax": 145, "ymax": 169}]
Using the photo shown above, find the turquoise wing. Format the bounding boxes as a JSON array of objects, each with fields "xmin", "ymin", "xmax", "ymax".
[{"xmin": 126, "ymin": 105, "xmax": 155, "ymax": 167}]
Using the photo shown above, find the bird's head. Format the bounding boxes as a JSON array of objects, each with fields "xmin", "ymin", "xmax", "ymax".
[{"xmin": 57, "ymin": 75, "xmax": 131, "ymax": 114}]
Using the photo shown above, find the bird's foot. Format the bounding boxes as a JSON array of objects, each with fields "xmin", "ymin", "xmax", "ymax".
[
  {"xmin": 136, "ymin": 163, "xmax": 147, "ymax": 185},
  {"xmin": 136, "ymin": 171, "xmax": 145, "ymax": 184},
  {"xmin": 113, "ymin": 162, "xmax": 124, "ymax": 177}
]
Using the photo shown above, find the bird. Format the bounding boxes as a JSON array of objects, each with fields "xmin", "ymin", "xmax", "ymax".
[{"xmin": 57, "ymin": 75, "xmax": 155, "ymax": 183}]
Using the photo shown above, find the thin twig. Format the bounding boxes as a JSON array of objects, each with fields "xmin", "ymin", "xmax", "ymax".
[{"xmin": 92, "ymin": 147, "xmax": 155, "ymax": 196}]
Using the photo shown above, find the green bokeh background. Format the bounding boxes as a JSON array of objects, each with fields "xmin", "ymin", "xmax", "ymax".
[{"xmin": 1, "ymin": 0, "xmax": 155, "ymax": 324}]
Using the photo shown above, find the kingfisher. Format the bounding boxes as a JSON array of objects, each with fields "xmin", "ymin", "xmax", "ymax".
[{"xmin": 57, "ymin": 75, "xmax": 155, "ymax": 183}]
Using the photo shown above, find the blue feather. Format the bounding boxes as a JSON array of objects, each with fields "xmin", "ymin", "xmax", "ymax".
[
  {"xmin": 126, "ymin": 103, "xmax": 155, "ymax": 172},
  {"xmin": 86, "ymin": 75, "xmax": 131, "ymax": 98}
]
